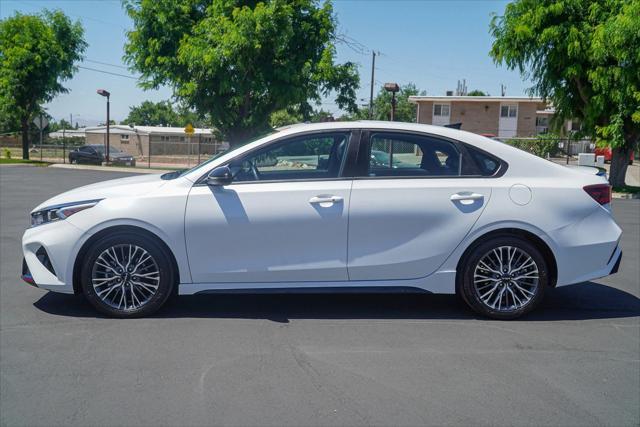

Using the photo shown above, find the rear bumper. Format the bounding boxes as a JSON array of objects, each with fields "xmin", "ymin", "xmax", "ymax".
[
  {"xmin": 551, "ymin": 206, "xmax": 623, "ymax": 286},
  {"xmin": 610, "ymin": 250, "xmax": 622, "ymax": 275}
]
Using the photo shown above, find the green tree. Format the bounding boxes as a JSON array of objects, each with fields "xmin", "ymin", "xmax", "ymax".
[
  {"xmin": 490, "ymin": 0, "xmax": 639, "ymax": 186},
  {"xmin": 270, "ymin": 109, "xmax": 303, "ymax": 128},
  {"xmin": 369, "ymin": 83, "xmax": 424, "ymax": 123},
  {"xmin": 0, "ymin": 11, "xmax": 86, "ymax": 159},
  {"xmin": 467, "ymin": 89, "xmax": 487, "ymax": 96},
  {"xmin": 122, "ymin": 100, "xmax": 180, "ymax": 126},
  {"xmin": 124, "ymin": 0, "xmax": 359, "ymax": 146}
]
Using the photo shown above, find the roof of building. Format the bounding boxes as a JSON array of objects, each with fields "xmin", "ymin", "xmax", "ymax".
[
  {"xmin": 408, "ymin": 95, "xmax": 543, "ymax": 103},
  {"xmin": 48, "ymin": 128, "xmax": 88, "ymax": 138},
  {"xmin": 84, "ymin": 125, "xmax": 213, "ymax": 135}
]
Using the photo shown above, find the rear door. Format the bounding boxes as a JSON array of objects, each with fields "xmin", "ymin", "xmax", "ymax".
[{"xmin": 347, "ymin": 131, "xmax": 493, "ymax": 281}]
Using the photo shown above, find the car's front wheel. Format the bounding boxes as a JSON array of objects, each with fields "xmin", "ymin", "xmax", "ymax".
[
  {"xmin": 80, "ymin": 232, "xmax": 175, "ymax": 318},
  {"xmin": 458, "ymin": 236, "xmax": 548, "ymax": 320}
]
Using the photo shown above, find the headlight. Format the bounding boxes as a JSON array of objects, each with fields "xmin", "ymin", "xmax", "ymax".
[{"xmin": 30, "ymin": 199, "xmax": 102, "ymax": 227}]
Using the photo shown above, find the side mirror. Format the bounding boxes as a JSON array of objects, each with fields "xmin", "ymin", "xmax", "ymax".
[{"xmin": 206, "ymin": 166, "xmax": 233, "ymax": 186}]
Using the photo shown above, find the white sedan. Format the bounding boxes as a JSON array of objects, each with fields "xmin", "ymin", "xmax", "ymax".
[{"xmin": 21, "ymin": 122, "xmax": 622, "ymax": 319}]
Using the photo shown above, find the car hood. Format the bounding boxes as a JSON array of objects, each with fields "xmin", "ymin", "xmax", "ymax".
[{"xmin": 32, "ymin": 173, "xmax": 167, "ymax": 212}]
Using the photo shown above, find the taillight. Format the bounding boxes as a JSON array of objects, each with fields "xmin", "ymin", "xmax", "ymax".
[{"xmin": 583, "ymin": 184, "xmax": 611, "ymax": 205}]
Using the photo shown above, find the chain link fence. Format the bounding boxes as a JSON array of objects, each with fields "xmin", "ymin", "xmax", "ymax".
[{"xmin": 2, "ymin": 131, "xmax": 599, "ymax": 170}]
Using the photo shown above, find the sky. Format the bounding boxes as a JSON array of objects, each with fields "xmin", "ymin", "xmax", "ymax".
[{"xmin": 0, "ymin": 0, "xmax": 530, "ymax": 126}]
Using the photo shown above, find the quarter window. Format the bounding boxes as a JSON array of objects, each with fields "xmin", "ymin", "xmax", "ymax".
[
  {"xmin": 230, "ymin": 132, "xmax": 349, "ymax": 182},
  {"xmin": 464, "ymin": 145, "xmax": 501, "ymax": 176},
  {"xmin": 368, "ymin": 133, "xmax": 461, "ymax": 177}
]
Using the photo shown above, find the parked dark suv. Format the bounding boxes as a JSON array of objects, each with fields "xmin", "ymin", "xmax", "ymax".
[{"xmin": 68, "ymin": 145, "xmax": 136, "ymax": 166}]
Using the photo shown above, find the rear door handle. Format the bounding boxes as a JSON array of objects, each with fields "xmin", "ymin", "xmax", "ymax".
[
  {"xmin": 450, "ymin": 192, "xmax": 484, "ymax": 201},
  {"xmin": 309, "ymin": 195, "xmax": 343, "ymax": 204}
]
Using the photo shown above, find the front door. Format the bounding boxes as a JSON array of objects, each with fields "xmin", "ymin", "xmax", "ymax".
[
  {"xmin": 185, "ymin": 132, "xmax": 353, "ymax": 283},
  {"xmin": 498, "ymin": 103, "xmax": 518, "ymax": 138},
  {"xmin": 432, "ymin": 103, "xmax": 451, "ymax": 126},
  {"xmin": 347, "ymin": 131, "xmax": 491, "ymax": 281}
]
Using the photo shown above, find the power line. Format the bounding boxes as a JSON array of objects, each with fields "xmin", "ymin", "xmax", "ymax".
[
  {"xmin": 85, "ymin": 59, "xmax": 129, "ymax": 70},
  {"xmin": 78, "ymin": 66, "xmax": 139, "ymax": 80}
]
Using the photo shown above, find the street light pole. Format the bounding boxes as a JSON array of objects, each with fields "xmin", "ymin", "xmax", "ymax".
[
  {"xmin": 97, "ymin": 89, "xmax": 111, "ymax": 164},
  {"xmin": 384, "ymin": 83, "xmax": 400, "ymax": 121}
]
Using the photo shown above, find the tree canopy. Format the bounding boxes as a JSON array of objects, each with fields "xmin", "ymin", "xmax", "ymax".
[
  {"xmin": 467, "ymin": 89, "xmax": 488, "ymax": 96},
  {"xmin": 121, "ymin": 101, "xmax": 180, "ymax": 127},
  {"xmin": 490, "ymin": 0, "xmax": 640, "ymax": 186},
  {"xmin": 343, "ymin": 83, "xmax": 424, "ymax": 123},
  {"xmin": 121, "ymin": 100, "xmax": 212, "ymax": 128},
  {"xmin": 0, "ymin": 10, "xmax": 86, "ymax": 158},
  {"xmin": 124, "ymin": 0, "xmax": 360, "ymax": 145}
]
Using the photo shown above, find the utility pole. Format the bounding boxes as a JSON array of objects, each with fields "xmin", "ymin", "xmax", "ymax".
[{"xmin": 369, "ymin": 51, "xmax": 376, "ymax": 119}]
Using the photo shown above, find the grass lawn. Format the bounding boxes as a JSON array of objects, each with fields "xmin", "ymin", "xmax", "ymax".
[
  {"xmin": 0, "ymin": 158, "xmax": 49, "ymax": 166},
  {"xmin": 612, "ymin": 185, "xmax": 640, "ymax": 194}
]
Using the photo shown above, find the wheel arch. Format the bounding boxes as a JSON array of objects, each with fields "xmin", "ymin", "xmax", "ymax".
[
  {"xmin": 72, "ymin": 225, "xmax": 180, "ymax": 295},
  {"xmin": 455, "ymin": 227, "xmax": 558, "ymax": 288}
]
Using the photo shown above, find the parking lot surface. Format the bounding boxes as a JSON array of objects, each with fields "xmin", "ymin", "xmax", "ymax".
[{"xmin": 1, "ymin": 165, "xmax": 639, "ymax": 427}]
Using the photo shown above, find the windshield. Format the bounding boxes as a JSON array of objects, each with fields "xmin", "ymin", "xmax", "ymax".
[{"xmin": 168, "ymin": 130, "xmax": 279, "ymax": 179}]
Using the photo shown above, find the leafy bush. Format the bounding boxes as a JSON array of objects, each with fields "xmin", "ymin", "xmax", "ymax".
[
  {"xmin": 2, "ymin": 148, "xmax": 11, "ymax": 159},
  {"xmin": 505, "ymin": 134, "xmax": 561, "ymax": 158}
]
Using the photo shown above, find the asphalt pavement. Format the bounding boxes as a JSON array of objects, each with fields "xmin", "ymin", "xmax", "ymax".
[{"xmin": 1, "ymin": 165, "xmax": 639, "ymax": 427}]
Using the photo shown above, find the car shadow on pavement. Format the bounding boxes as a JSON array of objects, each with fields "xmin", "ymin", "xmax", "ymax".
[{"xmin": 33, "ymin": 281, "xmax": 640, "ymax": 322}]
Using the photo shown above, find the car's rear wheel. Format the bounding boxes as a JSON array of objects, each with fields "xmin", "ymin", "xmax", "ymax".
[
  {"xmin": 458, "ymin": 236, "xmax": 548, "ymax": 320},
  {"xmin": 80, "ymin": 233, "xmax": 175, "ymax": 318}
]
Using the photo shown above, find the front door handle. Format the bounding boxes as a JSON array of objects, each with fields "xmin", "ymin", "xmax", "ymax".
[
  {"xmin": 309, "ymin": 195, "xmax": 343, "ymax": 204},
  {"xmin": 450, "ymin": 192, "xmax": 484, "ymax": 202}
]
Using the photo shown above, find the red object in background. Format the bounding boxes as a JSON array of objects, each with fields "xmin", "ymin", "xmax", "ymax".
[{"xmin": 594, "ymin": 146, "xmax": 634, "ymax": 164}]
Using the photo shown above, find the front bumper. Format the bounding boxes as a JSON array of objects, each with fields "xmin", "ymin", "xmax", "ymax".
[{"xmin": 21, "ymin": 220, "xmax": 85, "ymax": 294}]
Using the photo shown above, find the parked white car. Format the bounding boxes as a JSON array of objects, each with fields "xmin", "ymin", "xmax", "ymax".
[{"xmin": 22, "ymin": 122, "xmax": 622, "ymax": 319}]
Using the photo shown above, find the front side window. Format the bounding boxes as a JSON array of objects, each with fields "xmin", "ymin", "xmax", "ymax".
[
  {"xmin": 367, "ymin": 133, "xmax": 461, "ymax": 177},
  {"xmin": 230, "ymin": 132, "xmax": 349, "ymax": 182}
]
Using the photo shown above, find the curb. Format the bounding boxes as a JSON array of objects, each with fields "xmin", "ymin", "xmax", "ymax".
[
  {"xmin": 612, "ymin": 192, "xmax": 640, "ymax": 200},
  {"xmin": 49, "ymin": 163, "xmax": 168, "ymax": 174}
]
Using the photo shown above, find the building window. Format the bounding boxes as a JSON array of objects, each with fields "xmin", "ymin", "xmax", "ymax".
[
  {"xmin": 120, "ymin": 134, "xmax": 130, "ymax": 143},
  {"xmin": 535, "ymin": 116, "xmax": 549, "ymax": 127},
  {"xmin": 433, "ymin": 104, "xmax": 450, "ymax": 117},
  {"xmin": 500, "ymin": 105, "xmax": 517, "ymax": 118},
  {"xmin": 570, "ymin": 120, "xmax": 581, "ymax": 131}
]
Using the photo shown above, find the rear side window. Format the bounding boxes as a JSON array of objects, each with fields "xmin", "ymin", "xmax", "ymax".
[
  {"xmin": 464, "ymin": 145, "xmax": 502, "ymax": 176},
  {"xmin": 367, "ymin": 133, "xmax": 461, "ymax": 177}
]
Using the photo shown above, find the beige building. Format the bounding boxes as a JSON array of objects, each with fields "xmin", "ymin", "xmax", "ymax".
[
  {"xmin": 408, "ymin": 95, "xmax": 552, "ymax": 138},
  {"xmin": 84, "ymin": 125, "xmax": 222, "ymax": 160}
]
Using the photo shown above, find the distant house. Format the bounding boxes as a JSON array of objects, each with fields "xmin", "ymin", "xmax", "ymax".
[
  {"xmin": 408, "ymin": 95, "xmax": 552, "ymax": 138},
  {"xmin": 48, "ymin": 128, "xmax": 87, "ymax": 139},
  {"xmin": 84, "ymin": 125, "xmax": 221, "ymax": 158}
]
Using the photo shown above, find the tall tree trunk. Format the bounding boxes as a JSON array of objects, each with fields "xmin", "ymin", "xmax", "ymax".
[
  {"xmin": 608, "ymin": 145, "xmax": 631, "ymax": 188},
  {"xmin": 20, "ymin": 116, "xmax": 30, "ymax": 160}
]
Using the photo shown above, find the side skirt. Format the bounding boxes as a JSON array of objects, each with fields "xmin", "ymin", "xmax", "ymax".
[{"xmin": 178, "ymin": 270, "xmax": 457, "ymax": 295}]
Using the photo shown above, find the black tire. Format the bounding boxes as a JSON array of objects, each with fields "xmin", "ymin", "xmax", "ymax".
[
  {"xmin": 80, "ymin": 232, "xmax": 176, "ymax": 318},
  {"xmin": 458, "ymin": 236, "xmax": 548, "ymax": 320}
]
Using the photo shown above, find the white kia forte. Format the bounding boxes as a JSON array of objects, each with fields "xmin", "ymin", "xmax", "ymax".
[{"xmin": 21, "ymin": 122, "xmax": 622, "ymax": 319}]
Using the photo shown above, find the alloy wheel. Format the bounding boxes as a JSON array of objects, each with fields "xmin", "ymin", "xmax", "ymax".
[
  {"xmin": 91, "ymin": 244, "xmax": 160, "ymax": 311},
  {"xmin": 473, "ymin": 246, "xmax": 539, "ymax": 312}
]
